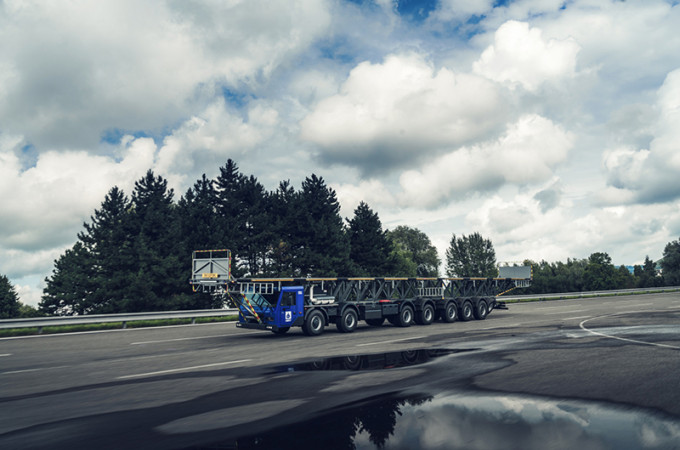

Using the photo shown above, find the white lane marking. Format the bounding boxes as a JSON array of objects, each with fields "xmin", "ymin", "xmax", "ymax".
[
  {"xmin": 475, "ymin": 323, "xmax": 521, "ymax": 330},
  {"xmin": 546, "ymin": 309, "xmax": 586, "ymax": 315},
  {"xmin": 131, "ymin": 332, "xmax": 258, "ymax": 345},
  {"xmin": 563, "ymin": 316, "xmax": 591, "ymax": 321},
  {"xmin": 579, "ymin": 317, "xmax": 680, "ymax": 350},
  {"xmin": 0, "ymin": 353, "xmax": 11, "ymax": 357},
  {"xmin": 0, "ymin": 322, "xmax": 238, "ymax": 341},
  {"xmin": 356, "ymin": 336, "xmax": 425, "ymax": 347},
  {"xmin": 2, "ymin": 365, "xmax": 70, "ymax": 375},
  {"xmin": 117, "ymin": 359, "xmax": 252, "ymax": 379},
  {"xmin": 636, "ymin": 303, "xmax": 653, "ymax": 306}
]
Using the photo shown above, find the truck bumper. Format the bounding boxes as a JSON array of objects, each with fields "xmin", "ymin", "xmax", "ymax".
[{"xmin": 236, "ymin": 322, "xmax": 272, "ymax": 331}]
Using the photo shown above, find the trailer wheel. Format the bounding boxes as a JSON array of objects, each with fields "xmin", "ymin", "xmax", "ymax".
[
  {"xmin": 366, "ymin": 318, "xmax": 385, "ymax": 326},
  {"xmin": 302, "ymin": 310, "xmax": 325, "ymax": 336},
  {"xmin": 396, "ymin": 305, "xmax": 414, "ymax": 327},
  {"xmin": 474, "ymin": 300, "xmax": 488, "ymax": 320},
  {"xmin": 442, "ymin": 302, "xmax": 457, "ymax": 323},
  {"xmin": 415, "ymin": 304, "xmax": 435, "ymax": 325},
  {"xmin": 336, "ymin": 308, "xmax": 358, "ymax": 333},
  {"xmin": 272, "ymin": 327, "xmax": 290, "ymax": 334},
  {"xmin": 460, "ymin": 301, "xmax": 473, "ymax": 321}
]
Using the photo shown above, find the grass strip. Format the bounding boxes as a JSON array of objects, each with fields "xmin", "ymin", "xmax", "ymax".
[{"xmin": 0, "ymin": 315, "xmax": 238, "ymax": 337}]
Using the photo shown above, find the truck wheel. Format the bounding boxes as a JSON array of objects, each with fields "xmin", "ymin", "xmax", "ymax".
[
  {"xmin": 415, "ymin": 304, "xmax": 435, "ymax": 325},
  {"xmin": 336, "ymin": 308, "xmax": 358, "ymax": 333},
  {"xmin": 366, "ymin": 318, "xmax": 385, "ymax": 326},
  {"xmin": 396, "ymin": 305, "xmax": 413, "ymax": 327},
  {"xmin": 302, "ymin": 310, "xmax": 325, "ymax": 336},
  {"xmin": 272, "ymin": 327, "xmax": 290, "ymax": 334},
  {"xmin": 460, "ymin": 301, "xmax": 473, "ymax": 321},
  {"xmin": 474, "ymin": 300, "xmax": 488, "ymax": 320},
  {"xmin": 442, "ymin": 302, "xmax": 457, "ymax": 323}
]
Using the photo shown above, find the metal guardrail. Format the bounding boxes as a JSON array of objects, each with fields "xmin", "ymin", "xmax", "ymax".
[
  {"xmin": 2, "ymin": 286, "xmax": 678, "ymax": 333},
  {"xmin": 501, "ymin": 286, "xmax": 680, "ymax": 301},
  {"xmin": 0, "ymin": 308, "xmax": 238, "ymax": 332}
]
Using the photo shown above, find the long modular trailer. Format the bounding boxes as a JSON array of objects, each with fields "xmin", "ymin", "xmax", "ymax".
[{"xmin": 191, "ymin": 250, "xmax": 532, "ymax": 336}]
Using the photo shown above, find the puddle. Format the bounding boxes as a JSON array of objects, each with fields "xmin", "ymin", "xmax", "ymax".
[
  {"xmin": 273, "ymin": 348, "xmax": 471, "ymax": 372},
  {"xmin": 229, "ymin": 391, "xmax": 680, "ymax": 449}
]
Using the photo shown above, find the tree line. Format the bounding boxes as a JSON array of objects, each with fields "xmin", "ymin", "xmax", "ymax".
[
  {"xmin": 33, "ymin": 160, "xmax": 440, "ymax": 316},
  {"xmin": 3, "ymin": 159, "xmax": 680, "ymax": 318}
]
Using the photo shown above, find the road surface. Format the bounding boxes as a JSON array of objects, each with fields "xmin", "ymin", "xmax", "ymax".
[{"xmin": 1, "ymin": 293, "xmax": 680, "ymax": 449}]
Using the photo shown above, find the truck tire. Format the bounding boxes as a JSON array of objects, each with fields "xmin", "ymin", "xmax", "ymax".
[
  {"xmin": 302, "ymin": 310, "xmax": 325, "ymax": 336},
  {"xmin": 460, "ymin": 301, "xmax": 473, "ymax": 321},
  {"xmin": 442, "ymin": 302, "xmax": 457, "ymax": 323},
  {"xmin": 336, "ymin": 308, "xmax": 358, "ymax": 333},
  {"xmin": 415, "ymin": 304, "xmax": 435, "ymax": 325},
  {"xmin": 474, "ymin": 300, "xmax": 488, "ymax": 320},
  {"xmin": 272, "ymin": 327, "xmax": 290, "ymax": 334},
  {"xmin": 396, "ymin": 305, "xmax": 414, "ymax": 327},
  {"xmin": 366, "ymin": 318, "xmax": 385, "ymax": 326}
]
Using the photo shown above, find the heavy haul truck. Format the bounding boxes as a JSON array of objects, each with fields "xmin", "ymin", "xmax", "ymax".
[{"xmin": 191, "ymin": 249, "xmax": 531, "ymax": 336}]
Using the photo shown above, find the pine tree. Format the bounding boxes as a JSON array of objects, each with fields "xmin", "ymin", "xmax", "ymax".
[
  {"xmin": 347, "ymin": 202, "xmax": 391, "ymax": 276},
  {"xmin": 178, "ymin": 174, "xmax": 221, "ymax": 253},
  {"xmin": 0, "ymin": 274, "xmax": 21, "ymax": 319},
  {"xmin": 78, "ymin": 186, "xmax": 134, "ymax": 313},
  {"xmin": 297, "ymin": 174, "xmax": 351, "ymax": 276},
  {"xmin": 445, "ymin": 232, "xmax": 497, "ymax": 277},
  {"xmin": 239, "ymin": 175, "xmax": 272, "ymax": 276},
  {"xmin": 125, "ymin": 170, "xmax": 187, "ymax": 311},
  {"xmin": 268, "ymin": 180, "xmax": 301, "ymax": 277},
  {"xmin": 215, "ymin": 159, "xmax": 248, "ymax": 276},
  {"xmin": 40, "ymin": 242, "xmax": 95, "ymax": 315}
]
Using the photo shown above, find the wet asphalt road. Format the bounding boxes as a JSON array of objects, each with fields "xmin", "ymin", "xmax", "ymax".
[{"xmin": 1, "ymin": 293, "xmax": 680, "ymax": 449}]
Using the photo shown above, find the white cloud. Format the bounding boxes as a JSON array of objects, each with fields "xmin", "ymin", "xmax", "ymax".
[
  {"xmin": 332, "ymin": 179, "xmax": 397, "ymax": 219},
  {"xmin": 300, "ymin": 53, "xmax": 508, "ymax": 173},
  {"xmin": 0, "ymin": 0, "xmax": 330, "ymax": 149},
  {"xmin": 465, "ymin": 188, "xmax": 678, "ymax": 265},
  {"xmin": 155, "ymin": 99, "xmax": 279, "ymax": 189},
  {"xmin": 473, "ymin": 20, "xmax": 580, "ymax": 92},
  {"xmin": 602, "ymin": 68, "xmax": 680, "ymax": 203},
  {"xmin": 0, "ymin": 134, "xmax": 154, "ymax": 251},
  {"xmin": 398, "ymin": 114, "xmax": 573, "ymax": 207}
]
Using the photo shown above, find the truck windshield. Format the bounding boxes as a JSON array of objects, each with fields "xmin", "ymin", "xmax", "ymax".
[{"xmin": 246, "ymin": 293, "xmax": 275, "ymax": 309}]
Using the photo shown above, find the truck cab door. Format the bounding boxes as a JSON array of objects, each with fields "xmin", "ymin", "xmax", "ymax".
[{"xmin": 276, "ymin": 288, "xmax": 304, "ymax": 327}]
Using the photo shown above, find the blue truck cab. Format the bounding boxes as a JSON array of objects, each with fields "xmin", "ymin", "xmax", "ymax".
[{"xmin": 235, "ymin": 286, "xmax": 305, "ymax": 334}]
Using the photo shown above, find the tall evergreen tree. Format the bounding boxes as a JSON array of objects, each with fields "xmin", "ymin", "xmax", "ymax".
[
  {"xmin": 40, "ymin": 242, "xmax": 95, "ymax": 315},
  {"xmin": 215, "ymin": 159, "xmax": 249, "ymax": 276},
  {"xmin": 268, "ymin": 180, "xmax": 302, "ymax": 277},
  {"xmin": 445, "ymin": 232, "xmax": 497, "ymax": 277},
  {"xmin": 297, "ymin": 174, "xmax": 351, "ymax": 276},
  {"xmin": 177, "ymin": 174, "xmax": 224, "ymax": 309},
  {"xmin": 178, "ymin": 174, "xmax": 221, "ymax": 254},
  {"xmin": 125, "ymin": 170, "xmax": 188, "ymax": 311},
  {"xmin": 0, "ymin": 274, "xmax": 21, "ymax": 319},
  {"xmin": 347, "ymin": 202, "xmax": 392, "ymax": 276},
  {"xmin": 239, "ymin": 175, "xmax": 272, "ymax": 276},
  {"xmin": 387, "ymin": 226, "xmax": 441, "ymax": 277},
  {"xmin": 78, "ymin": 186, "xmax": 134, "ymax": 313}
]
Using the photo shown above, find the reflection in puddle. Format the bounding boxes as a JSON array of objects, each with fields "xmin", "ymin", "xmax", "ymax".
[
  {"xmin": 274, "ymin": 348, "xmax": 470, "ymax": 372},
  {"xmin": 233, "ymin": 392, "xmax": 680, "ymax": 449}
]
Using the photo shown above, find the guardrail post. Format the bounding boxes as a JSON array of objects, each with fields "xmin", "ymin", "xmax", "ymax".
[
  {"xmin": 38, "ymin": 326, "xmax": 43, "ymax": 334},
  {"xmin": 191, "ymin": 317, "xmax": 196, "ymax": 324},
  {"xmin": 122, "ymin": 321, "xmax": 127, "ymax": 329}
]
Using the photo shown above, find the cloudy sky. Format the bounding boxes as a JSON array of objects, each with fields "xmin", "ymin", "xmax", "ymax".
[{"xmin": 2, "ymin": 0, "xmax": 680, "ymax": 306}]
